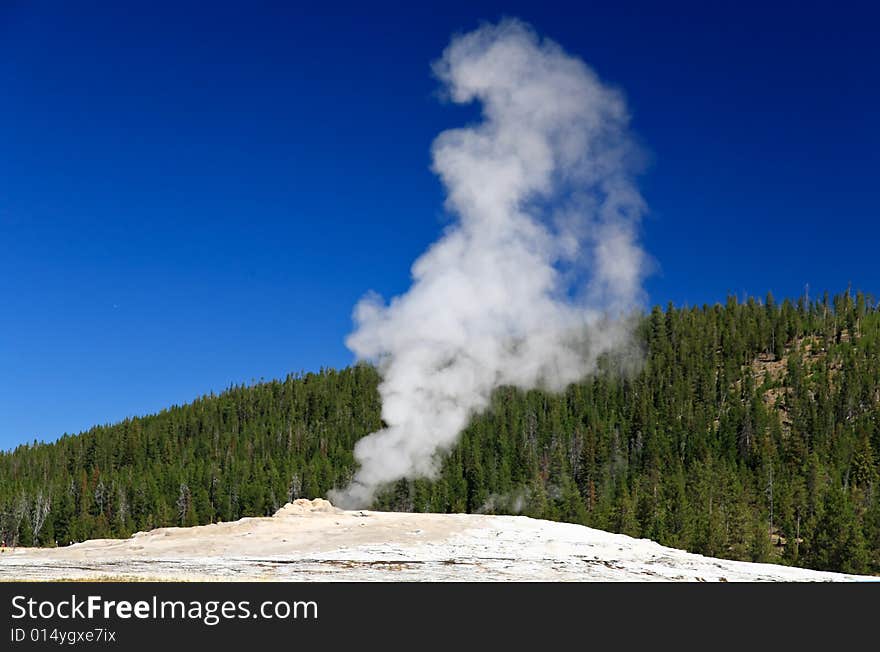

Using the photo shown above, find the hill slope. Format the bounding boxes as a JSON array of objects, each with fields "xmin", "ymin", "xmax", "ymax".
[
  {"xmin": 0, "ymin": 499, "xmax": 870, "ymax": 582},
  {"xmin": 2, "ymin": 290, "xmax": 880, "ymax": 575}
]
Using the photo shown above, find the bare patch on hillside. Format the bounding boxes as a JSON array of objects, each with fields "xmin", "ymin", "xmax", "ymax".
[{"xmin": 745, "ymin": 333, "xmax": 851, "ymax": 435}]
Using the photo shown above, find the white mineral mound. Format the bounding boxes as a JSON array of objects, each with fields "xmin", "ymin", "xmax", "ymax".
[
  {"xmin": 273, "ymin": 498, "xmax": 341, "ymax": 516},
  {"xmin": 0, "ymin": 499, "xmax": 872, "ymax": 582}
]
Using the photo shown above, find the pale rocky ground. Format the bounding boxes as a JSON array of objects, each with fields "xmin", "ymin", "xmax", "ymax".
[{"xmin": 0, "ymin": 499, "xmax": 874, "ymax": 581}]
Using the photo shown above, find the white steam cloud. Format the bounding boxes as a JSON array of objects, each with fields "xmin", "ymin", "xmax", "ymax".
[{"xmin": 329, "ymin": 19, "xmax": 648, "ymax": 508}]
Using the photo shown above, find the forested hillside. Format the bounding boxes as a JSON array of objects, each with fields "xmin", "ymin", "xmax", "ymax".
[{"xmin": 2, "ymin": 290, "xmax": 879, "ymax": 574}]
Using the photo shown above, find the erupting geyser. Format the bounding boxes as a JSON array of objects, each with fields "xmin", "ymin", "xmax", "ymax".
[{"xmin": 329, "ymin": 19, "xmax": 649, "ymax": 509}]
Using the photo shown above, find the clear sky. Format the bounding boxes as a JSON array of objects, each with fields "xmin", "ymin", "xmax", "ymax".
[{"xmin": 2, "ymin": 1, "xmax": 878, "ymax": 449}]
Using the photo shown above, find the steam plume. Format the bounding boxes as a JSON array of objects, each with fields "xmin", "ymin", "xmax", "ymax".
[{"xmin": 330, "ymin": 19, "xmax": 648, "ymax": 508}]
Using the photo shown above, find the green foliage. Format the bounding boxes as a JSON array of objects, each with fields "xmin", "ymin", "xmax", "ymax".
[{"xmin": 2, "ymin": 290, "xmax": 879, "ymax": 575}]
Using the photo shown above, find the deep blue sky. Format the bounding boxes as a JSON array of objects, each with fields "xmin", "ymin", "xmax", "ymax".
[{"xmin": 2, "ymin": 1, "xmax": 878, "ymax": 449}]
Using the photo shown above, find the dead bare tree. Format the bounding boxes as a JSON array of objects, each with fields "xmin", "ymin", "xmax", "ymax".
[
  {"xmin": 288, "ymin": 473, "xmax": 302, "ymax": 503},
  {"xmin": 31, "ymin": 492, "xmax": 52, "ymax": 544},
  {"xmin": 93, "ymin": 480, "xmax": 106, "ymax": 517},
  {"xmin": 115, "ymin": 485, "xmax": 128, "ymax": 526},
  {"xmin": 11, "ymin": 494, "xmax": 28, "ymax": 547},
  {"xmin": 176, "ymin": 483, "xmax": 191, "ymax": 525}
]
